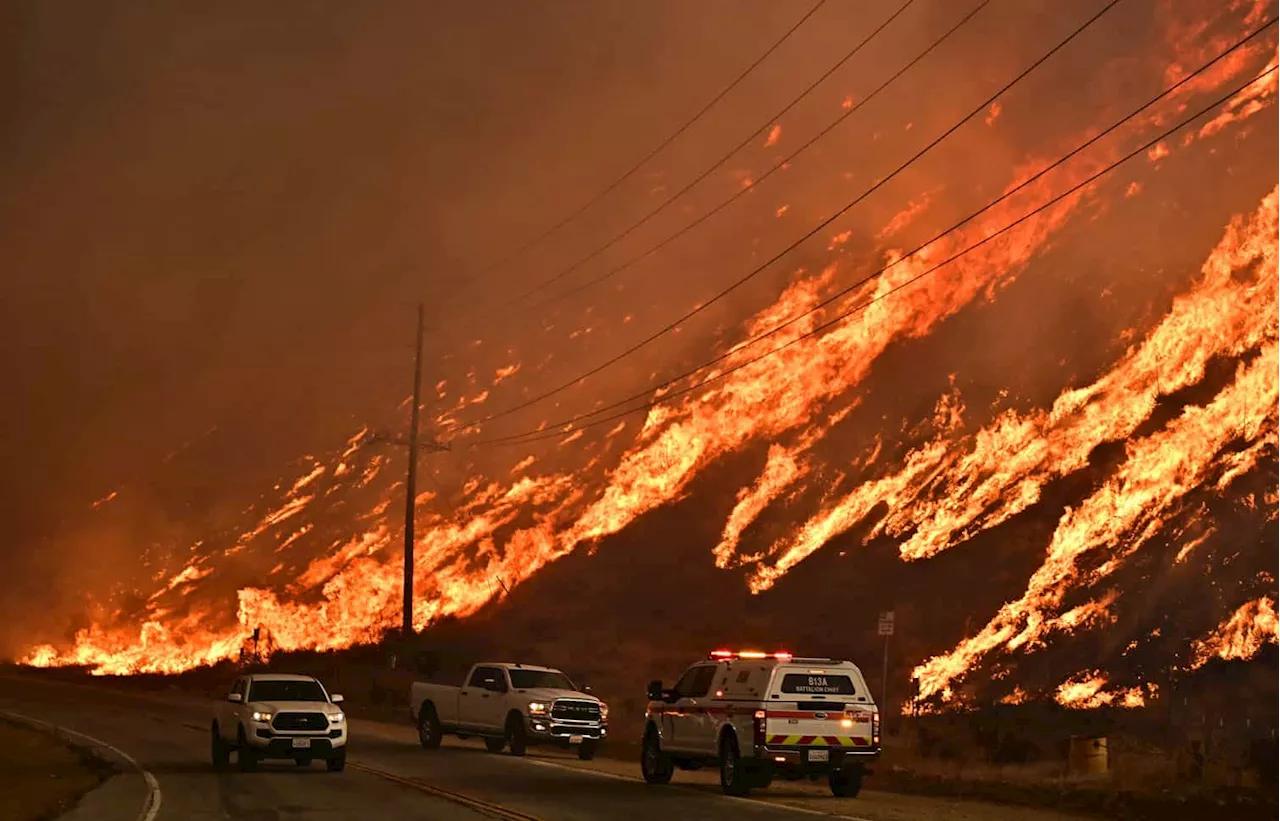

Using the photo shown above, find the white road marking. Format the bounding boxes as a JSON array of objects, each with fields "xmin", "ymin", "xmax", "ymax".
[
  {"xmin": 1, "ymin": 709, "xmax": 162, "ymax": 821},
  {"xmin": 519, "ymin": 756, "xmax": 864, "ymax": 819}
]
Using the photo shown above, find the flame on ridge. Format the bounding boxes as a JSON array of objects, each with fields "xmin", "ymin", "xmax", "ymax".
[
  {"xmin": 16, "ymin": 4, "xmax": 1279, "ymax": 679},
  {"xmin": 1189, "ymin": 596, "xmax": 1279, "ymax": 669}
]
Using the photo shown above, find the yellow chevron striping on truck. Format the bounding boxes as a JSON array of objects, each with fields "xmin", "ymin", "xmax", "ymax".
[{"xmin": 765, "ymin": 734, "xmax": 871, "ymax": 746}]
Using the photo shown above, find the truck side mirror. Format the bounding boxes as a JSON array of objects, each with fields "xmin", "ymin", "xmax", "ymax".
[
  {"xmin": 646, "ymin": 680, "xmax": 663, "ymax": 701},
  {"xmin": 330, "ymin": 694, "xmax": 344, "ymax": 704},
  {"xmin": 227, "ymin": 693, "xmax": 243, "ymax": 703}
]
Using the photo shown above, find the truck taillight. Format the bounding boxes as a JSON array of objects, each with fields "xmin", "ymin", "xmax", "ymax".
[
  {"xmin": 753, "ymin": 710, "xmax": 767, "ymax": 747},
  {"xmin": 872, "ymin": 712, "xmax": 881, "ymax": 746}
]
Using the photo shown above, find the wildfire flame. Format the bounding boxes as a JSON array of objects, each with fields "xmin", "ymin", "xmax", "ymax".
[
  {"xmin": 1189, "ymin": 597, "xmax": 1279, "ymax": 668},
  {"xmin": 16, "ymin": 4, "xmax": 1279, "ymax": 693}
]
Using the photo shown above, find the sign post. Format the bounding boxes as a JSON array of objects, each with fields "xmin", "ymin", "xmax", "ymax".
[{"xmin": 878, "ymin": 611, "xmax": 895, "ymax": 721}]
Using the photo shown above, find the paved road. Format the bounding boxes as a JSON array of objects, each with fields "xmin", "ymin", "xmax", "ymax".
[{"xmin": 0, "ymin": 674, "xmax": 1088, "ymax": 821}]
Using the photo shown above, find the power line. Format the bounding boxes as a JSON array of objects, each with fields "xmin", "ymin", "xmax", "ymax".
[
  {"xmin": 473, "ymin": 0, "xmax": 919, "ymax": 320},
  {"xmin": 445, "ymin": 0, "xmax": 831, "ymax": 305},
  {"xmin": 465, "ymin": 24, "xmax": 1278, "ymax": 448},
  {"xmin": 458, "ymin": 0, "xmax": 1119, "ymax": 431},
  {"xmin": 519, "ymin": 0, "xmax": 970, "ymax": 317}
]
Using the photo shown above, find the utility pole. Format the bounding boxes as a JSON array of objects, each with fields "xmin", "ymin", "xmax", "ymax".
[
  {"xmin": 361, "ymin": 305, "xmax": 449, "ymax": 647},
  {"xmin": 404, "ymin": 304, "xmax": 425, "ymax": 639}
]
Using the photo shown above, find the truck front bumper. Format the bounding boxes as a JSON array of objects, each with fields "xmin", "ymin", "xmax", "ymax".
[
  {"xmin": 525, "ymin": 717, "xmax": 606, "ymax": 747},
  {"xmin": 249, "ymin": 725, "xmax": 347, "ymax": 756}
]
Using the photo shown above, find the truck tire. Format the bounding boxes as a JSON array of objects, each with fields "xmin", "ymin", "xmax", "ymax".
[
  {"xmin": 417, "ymin": 704, "xmax": 442, "ymax": 750},
  {"xmin": 505, "ymin": 713, "xmax": 527, "ymax": 757},
  {"xmin": 829, "ymin": 764, "xmax": 864, "ymax": 797},
  {"xmin": 718, "ymin": 733, "xmax": 751, "ymax": 797},
  {"xmin": 326, "ymin": 749, "xmax": 347, "ymax": 772},
  {"xmin": 640, "ymin": 727, "xmax": 673, "ymax": 785},
  {"xmin": 484, "ymin": 737, "xmax": 506, "ymax": 753},
  {"xmin": 210, "ymin": 724, "xmax": 230, "ymax": 770},
  {"xmin": 236, "ymin": 727, "xmax": 258, "ymax": 772},
  {"xmin": 577, "ymin": 739, "xmax": 598, "ymax": 761}
]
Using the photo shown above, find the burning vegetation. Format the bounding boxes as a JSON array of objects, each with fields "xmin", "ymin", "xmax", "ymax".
[{"xmin": 13, "ymin": 0, "xmax": 1279, "ymax": 724}]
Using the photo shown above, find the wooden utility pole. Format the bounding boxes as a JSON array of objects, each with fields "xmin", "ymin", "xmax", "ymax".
[
  {"xmin": 360, "ymin": 306, "xmax": 449, "ymax": 645},
  {"xmin": 404, "ymin": 304, "xmax": 425, "ymax": 638}
]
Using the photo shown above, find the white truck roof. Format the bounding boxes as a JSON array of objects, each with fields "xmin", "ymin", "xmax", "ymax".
[
  {"xmin": 481, "ymin": 662, "xmax": 561, "ymax": 673},
  {"xmin": 246, "ymin": 673, "xmax": 320, "ymax": 682}
]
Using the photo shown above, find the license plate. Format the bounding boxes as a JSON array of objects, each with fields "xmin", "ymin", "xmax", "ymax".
[
  {"xmin": 808, "ymin": 748, "xmax": 829, "ymax": 762},
  {"xmin": 568, "ymin": 735, "xmax": 584, "ymax": 745},
  {"xmin": 291, "ymin": 738, "xmax": 311, "ymax": 749}
]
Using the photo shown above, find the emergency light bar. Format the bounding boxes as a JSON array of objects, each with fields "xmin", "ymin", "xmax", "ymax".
[{"xmin": 709, "ymin": 649, "xmax": 794, "ymax": 661}]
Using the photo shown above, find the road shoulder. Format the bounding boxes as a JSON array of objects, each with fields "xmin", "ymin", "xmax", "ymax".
[{"xmin": 0, "ymin": 715, "xmax": 116, "ymax": 821}]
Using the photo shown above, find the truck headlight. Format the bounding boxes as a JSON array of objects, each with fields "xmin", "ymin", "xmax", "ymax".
[
  {"xmin": 330, "ymin": 712, "xmax": 345, "ymax": 723},
  {"xmin": 528, "ymin": 702, "xmax": 549, "ymax": 716},
  {"xmin": 599, "ymin": 703, "xmax": 609, "ymax": 721},
  {"xmin": 251, "ymin": 711, "xmax": 273, "ymax": 723}
]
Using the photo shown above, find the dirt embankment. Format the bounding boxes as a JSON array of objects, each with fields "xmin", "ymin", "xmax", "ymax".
[{"xmin": 0, "ymin": 717, "xmax": 114, "ymax": 821}]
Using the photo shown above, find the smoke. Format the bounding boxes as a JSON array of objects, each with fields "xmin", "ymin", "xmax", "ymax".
[
  {"xmin": 0, "ymin": 0, "xmax": 834, "ymax": 644},
  {"xmin": 1, "ymin": 0, "xmax": 1276, "ymax": 682}
]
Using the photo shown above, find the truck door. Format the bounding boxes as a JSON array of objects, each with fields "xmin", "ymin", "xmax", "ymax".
[
  {"xmin": 220, "ymin": 677, "xmax": 246, "ymax": 741},
  {"xmin": 667, "ymin": 664, "xmax": 717, "ymax": 754},
  {"xmin": 460, "ymin": 666, "xmax": 507, "ymax": 731}
]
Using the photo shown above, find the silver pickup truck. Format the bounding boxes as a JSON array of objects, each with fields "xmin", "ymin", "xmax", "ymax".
[{"xmin": 410, "ymin": 662, "xmax": 608, "ymax": 760}]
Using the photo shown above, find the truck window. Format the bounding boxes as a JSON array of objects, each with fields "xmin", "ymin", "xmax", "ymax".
[
  {"xmin": 777, "ymin": 672, "xmax": 857, "ymax": 696},
  {"xmin": 468, "ymin": 666, "xmax": 507, "ymax": 692},
  {"xmin": 248, "ymin": 678, "xmax": 328, "ymax": 702},
  {"xmin": 674, "ymin": 665, "xmax": 716, "ymax": 698},
  {"xmin": 509, "ymin": 669, "xmax": 575, "ymax": 690}
]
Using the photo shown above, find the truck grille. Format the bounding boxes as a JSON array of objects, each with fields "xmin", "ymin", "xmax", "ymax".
[
  {"xmin": 551, "ymin": 700, "xmax": 601, "ymax": 721},
  {"xmin": 272, "ymin": 712, "xmax": 328, "ymax": 732}
]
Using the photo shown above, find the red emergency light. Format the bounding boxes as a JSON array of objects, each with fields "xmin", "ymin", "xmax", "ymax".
[{"xmin": 709, "ymin": 650, "xmax": 793, "ymax": 661}]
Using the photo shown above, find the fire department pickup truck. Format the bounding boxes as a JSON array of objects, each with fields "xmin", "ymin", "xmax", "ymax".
[
  {"xmin": 641, "ymin": 650, "xmax": 880, "ymax": 797},
  {"xmin": 410, "ymin": 662, "xmax": 608, "ymax": 760}
]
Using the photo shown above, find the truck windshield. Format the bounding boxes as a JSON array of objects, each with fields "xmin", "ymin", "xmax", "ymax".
[
  {"xmin": 508, "ymin": 670, "xmax": 575, "ymax": 690},
  {"xmin": 248, "ymin": 679, "xmax": 328, "ymax": 702}
]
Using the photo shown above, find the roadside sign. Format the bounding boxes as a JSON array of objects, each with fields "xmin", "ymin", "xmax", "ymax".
[{"xmin": 878, "ymin": 611, "xmax": 895, "ymax": 636}]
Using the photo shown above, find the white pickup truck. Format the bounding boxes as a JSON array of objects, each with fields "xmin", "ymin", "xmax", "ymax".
[
  {"xmin": 410, "ymin": 662, "xmax": 608, "ymax": 760},
  {"xmin": 210, "ymin": 672, "xmax": 348, "ymax": 772}
]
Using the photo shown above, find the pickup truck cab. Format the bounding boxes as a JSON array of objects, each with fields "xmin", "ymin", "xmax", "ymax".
[
  {"xmin": 211, "ymin": 673, "xmax": 348, "ymax": 772},
  {"xmin": 641, "ymin": 650, "xmax": 880, "ymax": 797},
  {"xmin": 410, "ymin": 662, "xmax": 608, "ymax": 760}
]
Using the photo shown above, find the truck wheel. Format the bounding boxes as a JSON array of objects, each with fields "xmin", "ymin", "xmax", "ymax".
[
  {"xmin": 417, "ymin": 704, "xmax": 442, "ymax": 750},
  {"xmin": 326, "ymin": 749, "xmax": 347, "ymax": 772},
  {"xmin": 484, "ymin": 737, "xmax": 505, "ymax": 753},
  {"xmin": 640, "ymin": 728, "xmax": 673, "ymax": 785},
  {"xmin": 236, "ymin": 727, "xmax": 258, "ymax": 772},
  {"xmin": 505, "ymin": 714, "xmax": 527, "ymax": 757},
  {"xmin": 719, "ymin": 734, "xmax": 751, "ymax": 796},
  {"xmin": 829, "ymin": 764, "xmax": 864, "ymax": 797},
  {"xmin": 210, "ymin": 724, "xmax": 230, "ymax": 770},
  {"xmin": 577, "ymin": 739, "xmax": 598, "ymax": 761}
]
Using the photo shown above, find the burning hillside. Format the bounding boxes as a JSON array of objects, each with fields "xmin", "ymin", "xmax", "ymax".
[{"xmin": 14, "ymin": 0, "xmax": 1279, "ymax": 713}]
